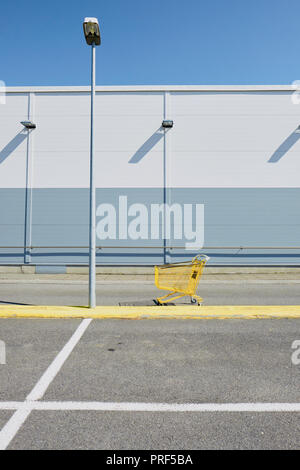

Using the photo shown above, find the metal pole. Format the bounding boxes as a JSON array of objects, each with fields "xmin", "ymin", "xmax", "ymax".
[
  {"xmin": 24, "ymin": 92, "xmax": 35, "ymax": 264},
  {"xmin": 163, "ymin": 91, "xmax": 171, "ymax": 264},
  {"xmin": 89, "ymin": 43, "xmax": 96, "ymax": 308}
]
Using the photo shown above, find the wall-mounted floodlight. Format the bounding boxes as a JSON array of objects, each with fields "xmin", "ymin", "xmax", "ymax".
[
  {"xmin": 20, "ymin": 121, "xmax": 36, "ymax": 129},
  {"xmin": 83, "ymin": 17, "xmax": 101, "ymax": 45},
  {"xmin": 162, "ymin": 120, "xmax": 174, "ymax": 128}
]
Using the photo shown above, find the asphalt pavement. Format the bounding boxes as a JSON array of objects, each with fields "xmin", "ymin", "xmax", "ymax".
[
  {"xmin": 0, "ymin": 318, "xmax": 299, "ymax": 449},
  {"xmin": 0, "ymin": 273, "xmax": 299, "ymax": 449},
  {"xmin": 0, "ymin": 277, "xmax": 300, "ymax": 306}
]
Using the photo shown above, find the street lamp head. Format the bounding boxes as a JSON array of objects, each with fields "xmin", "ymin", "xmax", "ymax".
[{"xmin": 83, "ymin": 17, "xmax": 101, "ymax": 46}]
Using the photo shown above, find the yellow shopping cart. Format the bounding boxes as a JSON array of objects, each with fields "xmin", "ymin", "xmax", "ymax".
[{"xmin": 155, "ymin": 254, "xmax": 209, "ymax": 306}]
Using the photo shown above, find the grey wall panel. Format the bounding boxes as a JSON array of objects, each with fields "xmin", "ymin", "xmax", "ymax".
[
  {"xmin": 0, "ymin": 189, "xmax": 26, "ymax": 264},
  {"xmin": 29, "ymin": 188, "xmax": 165, "ymax": 265},
  {"xmin": 168, "ymin": 188, "xmax": 300, "ymax": 245},
  {"xmin": 168, "ymin": 188, "xmax": 300, "ymax": 265},
  {"xmin": 1, "ymin": 187, "xmax": 300, "ymax": 265}
]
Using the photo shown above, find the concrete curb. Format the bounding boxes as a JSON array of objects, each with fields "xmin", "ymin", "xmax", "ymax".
[{"xmin": 0, "ymin": 305, "xmax": 300, "ymax": 319}]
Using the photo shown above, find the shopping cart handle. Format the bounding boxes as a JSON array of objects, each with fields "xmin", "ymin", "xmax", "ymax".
[{"xmin": 192, "ymin": 254, "xmax": 210, "ymax": 263}]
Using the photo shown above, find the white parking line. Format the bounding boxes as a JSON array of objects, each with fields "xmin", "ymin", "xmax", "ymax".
[
  {"xmin": 0, "ymin": 318, "xmax": 92, "ymax": 450},
  {"xmin": 0, "ymin": 401, "xmax": 300, "ymax": 412}
]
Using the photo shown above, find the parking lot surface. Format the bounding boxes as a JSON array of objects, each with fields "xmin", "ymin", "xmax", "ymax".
[
  {"xmin": 0, "ymin": 318, "xmax": 299, "ymax": 449},
  {"xmin": 0, "ymin": 278, "xmax": 300, "ymax": 306}
]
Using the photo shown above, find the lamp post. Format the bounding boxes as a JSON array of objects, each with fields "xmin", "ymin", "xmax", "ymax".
[{"xmin": 83, "ymin": 17, "xmax": 101, "ymax": 308}]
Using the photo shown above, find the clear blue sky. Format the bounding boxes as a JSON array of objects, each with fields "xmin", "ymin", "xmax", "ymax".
[{"xmin": 1, "ymin": 0, "xmax": 300, "ymax": 86}]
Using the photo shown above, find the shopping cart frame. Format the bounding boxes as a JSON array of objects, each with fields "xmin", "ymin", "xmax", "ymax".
[{"xmin": 154, "ymin": 254, "xmax": 209, "ymax": 306}]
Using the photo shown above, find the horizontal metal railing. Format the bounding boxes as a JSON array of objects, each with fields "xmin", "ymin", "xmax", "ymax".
[{"xmin": 0, "ymin": 246, "xmax": 300, "ymax": 250}]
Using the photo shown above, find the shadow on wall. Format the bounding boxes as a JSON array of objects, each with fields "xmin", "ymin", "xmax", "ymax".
[
  {"xmin": 129, "ymin": 127, "xmax": 164, "ymax": 164},
  {"xmin": 268, "ymin": 126, "xmax": 300, "ymax": 163},
  {"xmin": 0, "ymin": 130, "xmax": 28, "ymax": 164}
]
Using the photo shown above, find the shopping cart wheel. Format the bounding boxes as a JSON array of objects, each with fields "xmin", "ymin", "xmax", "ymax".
[{"xmin": 190, "ymin": 297, "xmax": 197, "ymax": 304}]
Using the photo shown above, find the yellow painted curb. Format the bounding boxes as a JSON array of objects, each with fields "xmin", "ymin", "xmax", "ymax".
[{"xmin": 0, "ymin": 305, "xmax": 300, "ymax": 319}]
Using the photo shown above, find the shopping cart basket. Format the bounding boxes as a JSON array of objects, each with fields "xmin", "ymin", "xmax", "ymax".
[{"xmin": 155, "ymin": 254, "xmax": 209, "ymax": 305}]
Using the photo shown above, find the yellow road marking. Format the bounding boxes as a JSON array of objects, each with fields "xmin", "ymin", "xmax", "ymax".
[{"xmin": 0, "ymin": 305, "xmax": 300, "ymax": 319}]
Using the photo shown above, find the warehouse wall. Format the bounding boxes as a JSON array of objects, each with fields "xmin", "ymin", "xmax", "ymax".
[{"xmin": 0, "ymin": 86, "xmax": 300, "ymax": 265}]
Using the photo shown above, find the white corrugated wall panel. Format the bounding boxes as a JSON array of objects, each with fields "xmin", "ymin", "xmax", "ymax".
[
  {"xmin": 0, "ymin": 93, "xmax": 28, "ymax": 188},
  {"xmin": 32, "ymin": 92, "xmax": 164, "ymax": 188},
  {"xmin": 170, "ymin": 92, "xmax": 300, "ymax": 188}
]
